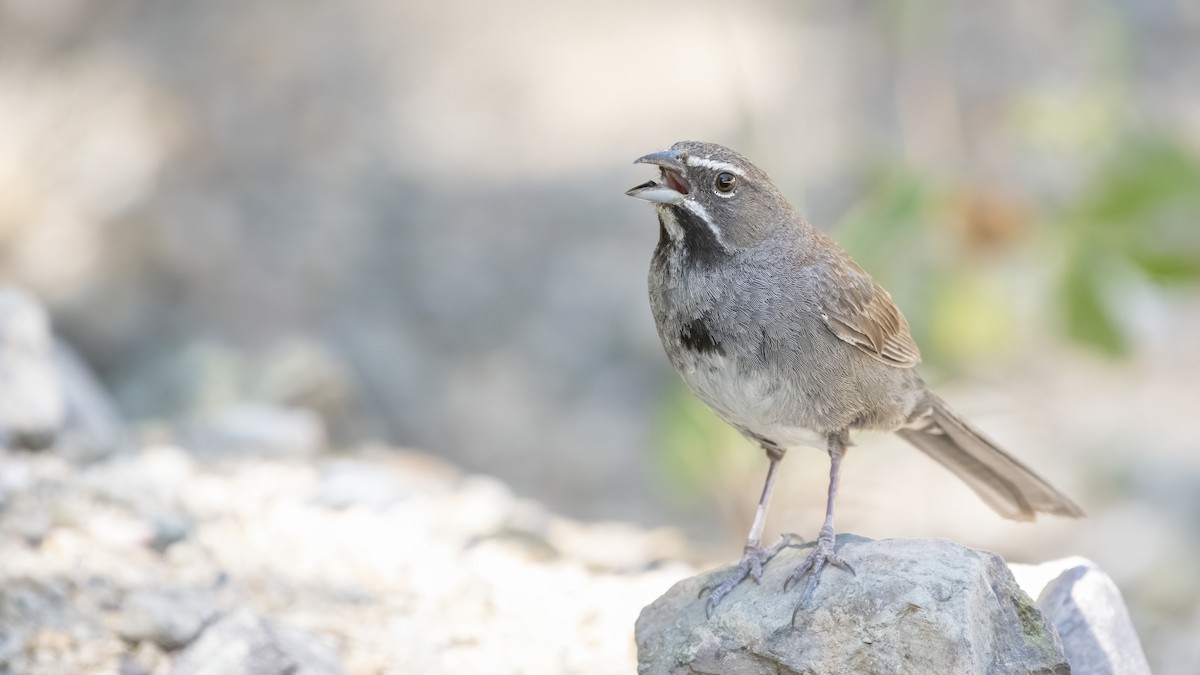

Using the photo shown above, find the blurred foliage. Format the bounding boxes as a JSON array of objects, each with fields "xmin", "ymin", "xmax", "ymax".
[
  {"xmin": 832, "ymin": 133, "xmax": 1200, "ymax": 365},
  {"xmin": 1055, "ymin": 136, "xmax": 1200, "ymax": 355},
  {"xmin": 832, "ymin": 166, "xmax": 1030, "ymax": 368}
]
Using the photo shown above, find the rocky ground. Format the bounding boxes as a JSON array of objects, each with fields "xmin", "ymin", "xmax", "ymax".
[
  {"xmin": 0, "ymin": 442, "xmax": 697, "ymax": 674},
  {"xmin": 0, "ymin": 288, "xmax": 700, "ymax": 673}
]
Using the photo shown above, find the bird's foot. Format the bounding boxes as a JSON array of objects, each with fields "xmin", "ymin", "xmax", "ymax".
[
  {"xmin": 699, "ymin": 533, "xmax": 802, "ymax": 617},
  {"xmin": 784, "ymin": 526, "xmax": 854, "ymax": 612}
]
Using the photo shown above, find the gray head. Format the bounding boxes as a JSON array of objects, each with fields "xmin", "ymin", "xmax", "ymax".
[{"xmin": 625, "ymin": 141, "xmax": 798, "ymax": 261}]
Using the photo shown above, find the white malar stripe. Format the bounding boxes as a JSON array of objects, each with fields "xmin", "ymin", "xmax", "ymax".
[
  {"xmin": 655, "ymin": 204, "xmax": 684, "ymax": 242},
  {"xmin": 684, "ymin": 156, "xmax": 746, "ymax": 177},
  {"xmin": 680, "ymin": 200, "xmax": 729, "ymax": 248}
]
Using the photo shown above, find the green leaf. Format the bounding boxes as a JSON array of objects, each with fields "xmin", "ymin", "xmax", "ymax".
[
  {"xmin": 1076, "ymin": 137, "xmax": 1200, "ymax": 234},
  {"xmin": 1128, "ymin": 250, "xmax": 1200, "ymax": 284},
  {"xmin": 1060, "ymin": 256, "xmax": 1128, "ymax": 357}
]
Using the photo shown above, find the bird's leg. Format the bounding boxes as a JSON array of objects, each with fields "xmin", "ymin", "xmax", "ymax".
[
  {"xmin": 700, "ymin": 446, "xmax": 801, "ymax": 617},
  {"xmin": 784, "ymin": 430, "xmax": 854, "ymax": 611}
]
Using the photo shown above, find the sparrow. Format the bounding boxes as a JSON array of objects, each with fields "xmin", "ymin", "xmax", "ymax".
[{"xmin": 626, "ymin": 141, "xmax": 1083, "ymax": 616}]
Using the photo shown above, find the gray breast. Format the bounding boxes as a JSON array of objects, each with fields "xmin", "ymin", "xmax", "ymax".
[{"xmin": 649, "ymin": 244, "xmax": 922, "ymax": 450}]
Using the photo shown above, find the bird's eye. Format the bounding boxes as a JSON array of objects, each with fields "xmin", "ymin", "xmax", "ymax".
[{"xmin": 714, "ymin": 172, "xmax": 736, "ymax": 193}]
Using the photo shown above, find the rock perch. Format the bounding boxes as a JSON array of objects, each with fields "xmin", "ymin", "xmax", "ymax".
[{"xmin": 636, "ymin": 535, "xmax": 1069, "ymax": 675}]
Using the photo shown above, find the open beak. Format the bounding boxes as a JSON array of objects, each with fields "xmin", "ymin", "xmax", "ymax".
[{"xmin": 626, "ymin": 150, "xmax": 691, "ymax": 204}]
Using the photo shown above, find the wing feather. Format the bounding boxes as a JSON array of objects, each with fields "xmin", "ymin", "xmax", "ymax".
[{"xmin": 815, "ymin": 242, "xmax": 921, "ymax": 369}]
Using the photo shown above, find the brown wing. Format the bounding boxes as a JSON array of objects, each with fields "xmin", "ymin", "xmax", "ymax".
[{"xmin": 815, "ymin": 245, "xmax": 921, "ymax": 369}]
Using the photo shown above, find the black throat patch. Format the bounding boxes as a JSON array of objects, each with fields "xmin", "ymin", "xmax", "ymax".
[
  {"xmin": 652, "ymin": 205, "xmax": 728, "ymax": 269},
  {"xmin": 679, "ymin": 316, "xmax": 724, "ymax": 356}
]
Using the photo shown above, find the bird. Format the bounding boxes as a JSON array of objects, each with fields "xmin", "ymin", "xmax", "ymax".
[{"xmin": 625, "ymin": 140, "xmax": 1083, "ymax": 616}]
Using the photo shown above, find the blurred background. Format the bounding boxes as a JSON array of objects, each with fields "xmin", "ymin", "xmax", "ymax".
[{"xmin": 1, "ymin": 0, "xmax": 1198, "ymax": 670}]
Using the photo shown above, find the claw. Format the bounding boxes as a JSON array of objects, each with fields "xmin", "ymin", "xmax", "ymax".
[
  {"xmin": 698, "ymin": 533, "xmax": 800, "ymax": 617},
  {"xmin": 784, "ymin": 528, "xmax": 852, "ymax": 621}
]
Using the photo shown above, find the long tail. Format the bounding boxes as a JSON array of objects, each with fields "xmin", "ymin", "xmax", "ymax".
[{"xmin": 896, "ymin": 394, "xmax": 1084, "ymax": 521}]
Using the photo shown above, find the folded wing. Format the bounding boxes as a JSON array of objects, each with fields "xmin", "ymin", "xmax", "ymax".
[{"xmin": 815, "ymin": 242, "xmax": 921, "ymax": 369}]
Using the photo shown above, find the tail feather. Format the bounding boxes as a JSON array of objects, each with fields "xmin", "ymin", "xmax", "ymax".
[{"xmin": 897, "ymin": 395, "xmax": 1084, "ymax": 521}]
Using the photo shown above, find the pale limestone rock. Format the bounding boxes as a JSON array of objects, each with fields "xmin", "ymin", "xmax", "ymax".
[
  {"xmin": 169, "ymin": 610, "xmax": 344, "ymax": 675},
  {"xmin": 1037, "ymin": 559, "xmax": 1151, "ymax": 675}
]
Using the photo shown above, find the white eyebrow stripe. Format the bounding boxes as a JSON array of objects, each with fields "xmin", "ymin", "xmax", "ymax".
[{"xmin": 684, "ymin": 156, "xmax": 746, "ymax": 176}]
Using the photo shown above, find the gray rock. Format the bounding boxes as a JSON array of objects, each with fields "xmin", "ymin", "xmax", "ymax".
[
  {"xmin": 117, "ymin": 588, "xmax": 218, "ymax": 650},
  {"xmin": 183, "ymin": 403, "xmax": 326, "ymax": 458},
  {"xmin": 52, "ymin": 340, "xmax": 125, "ymax": 461},
  {"xmin": 0, "ymin": 288, "xmax": 64, "ymax": 450},
  {"xmin": 0, "ymin": 627, "xmax": 27, "ymax": 667},
  {"xmin": 1036, "ymin": 559, "xmax": 1151, "ymax": 675},
  {"xmin": 169, "ymin": 610, "xmax": 345, "ymax": 675},
  {"xmin": 314, "ymin": 459, "xmax": 413, "ymax": 509},
  {"xmin": 147, "ymin": 511, "xmax": 194, "ymax": 552},
  {"xmin": 119, "ymin": 654, "xmax": 152, "ymax": 675},
  {"xmin": 0, "ymin": 290, "xmax": 121, "ymax": 459},
  {"xmin": 636, "ymin": 535, "xmax": 1068, "ymax": 675}
]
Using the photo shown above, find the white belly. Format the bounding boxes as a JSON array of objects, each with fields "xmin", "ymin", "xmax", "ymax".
[{"xmin": 675, "ymin": 351, "xmax": 828, "ymax": 451}]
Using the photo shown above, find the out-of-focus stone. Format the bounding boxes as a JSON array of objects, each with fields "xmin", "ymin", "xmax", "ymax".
[
  {"xmin": 118, "ymin": 654, "xmax": 152, "ymax": 675},
  {"xmin": 52, "ymin": 340, "xmax": 124, "ymax": 461},
  {"xmin": 546, "ymin": 520, "xmax": 690, "ymax": 574},
  {"xmin": 169, "ymin": 610, "xmax": 345, "ymax": 675},
  {"xmin": 182, "ymin": 403, "xmax": 326, "ymax": 458},
  {"xmin": 117, "ymin": 587, "xmax": 218, "ymax": 650},
  {"xmin": 0, "ymin": 288, "xmax": 63, "ymax": 450},
  {"xmin": 314, "ymin": 459, "xmax": 415, "ymax": 509},
  {"xmin": 0, "ymin": 443, "xmax": 691, "ymax": 674},
  {"xmin": 1036, "ymin": 559, "xmax": 1152, "ymax": 675},
  {"xmin": 147, "ymin": 511, "xmax": 193, "ymax": 552},
  {"xmin": 0, "ymin": 290, "xmax": 122, "ymax": 459},
  {"xmin": 0, "ymin": 626, "xmax": 27, "ymax": 666},
  {"xmin": 636, "ymin": 535, "xmax": 1068, "ymax": 675}
]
